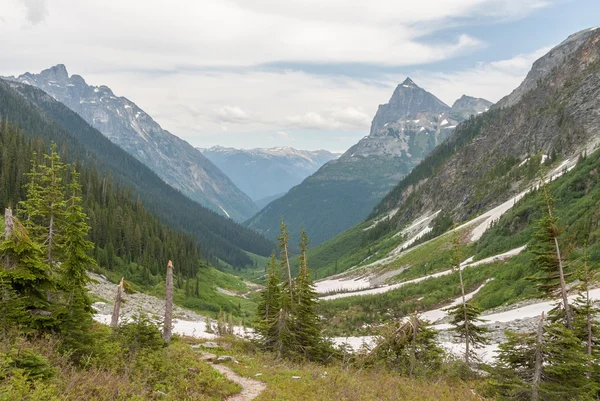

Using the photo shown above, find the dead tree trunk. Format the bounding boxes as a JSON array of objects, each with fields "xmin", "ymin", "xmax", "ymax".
[
  {"xmin": 110, "ymin": 278, "xmax": 124, "ymax": 328},
  {"xmin": 4, "ymin": 208, "xmax": 14, "ymax": 269},
  {"xmin": 532, "ymin": 312, "xmax": 544, "ymax": 401},
  {"xmin": 163, "ymin": 260, "xmax": 174, "ymax": 343}
]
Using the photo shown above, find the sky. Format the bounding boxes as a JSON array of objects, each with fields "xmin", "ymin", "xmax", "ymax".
[{"xmin": 1, "ymin": 0, "xmax": 599, "ymax": 153}]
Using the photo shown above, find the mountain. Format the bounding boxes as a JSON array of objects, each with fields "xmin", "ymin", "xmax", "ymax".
[
  {"xmin": 246, "ymin": 78, "xmax": 491, "ymax": 245},
  {"xmin": 370, "ymin": 26, "xmax": 600, "ymax": 234},
  {"xmin": 0, "ymin": 78, "xmax": 273, "ymax": 268},
  {"xmin": 199, "ymin": 146, "xmax": 339, "ymax": 203},
  {"xmin": 3, "ymin": 65, "xmax": 257, "ymax": 222}
]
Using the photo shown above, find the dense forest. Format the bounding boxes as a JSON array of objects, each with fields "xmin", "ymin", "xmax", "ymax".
[{"xmin": 0, "ymin": 79, "xmax": 273, "ymax": 268}]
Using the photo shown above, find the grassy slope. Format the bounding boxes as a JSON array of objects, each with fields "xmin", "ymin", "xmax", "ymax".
[
  {"xmin": 317, "ymin": 149, "xmax": 600, "ymax": 335},
  {"xmin": 193, "ymin": 337, "xmax": 484, "ymax": 401}
]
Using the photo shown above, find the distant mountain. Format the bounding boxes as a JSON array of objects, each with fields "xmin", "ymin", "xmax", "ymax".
[
  {"xmin": 0, "ymin": 78, "xmax": 273, "ymax": 268},
  {"xmin": 373, "ymin": 27, "xmax": 600, "ymax": 229},
  {"xmin": 3, "ymin": 65, "xmax": 257, "ymax": 222},
  {"xmin": 200, "ymin": 146, "xmax": 339, "ymax": 203},
  {"xmin": 246, "ymin": 78, "xmax": 491, "ymax": 245}
]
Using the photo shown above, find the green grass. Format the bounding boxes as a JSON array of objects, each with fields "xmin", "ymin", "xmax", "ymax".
[{"xmin": 189, "ymin": 337, "xmax": 484, "ymax": 401}]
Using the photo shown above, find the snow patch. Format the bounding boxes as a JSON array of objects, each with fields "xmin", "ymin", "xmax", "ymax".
[
  {"xmin": 440, "ymin": 119, "xmax": 449, "ymax": 126},
  {"xmin": 218, "ymin": 205, "xmax": 231, "ymax": 218}
]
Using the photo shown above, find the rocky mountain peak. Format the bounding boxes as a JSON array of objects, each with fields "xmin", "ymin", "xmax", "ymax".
[
  {"xmin": 39, "ymin": 64, "xmax": 69, "ymax": 81},
  {"xmin": 370, "ymin": 78, "xmax": 450, "ymax": 136},
  {"xmin": 450, "ymin": 95, "xmax": 493, "ymax": 120}
]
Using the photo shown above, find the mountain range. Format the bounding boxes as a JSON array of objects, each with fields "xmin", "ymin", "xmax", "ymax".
[
  {"xmin": 3, "ymin": 65, "xmax": 257, "ymax": 222},
  {"xmin": 0, "ymin": 78, "xmax": 273, "ymax": 268},
  {"xmin": 200, "ymin": 146, "xmax": 339, "ymax": 206},
  {"xmin": 246, "ymin": 78, "xmax": 491, "ymax": 245}
]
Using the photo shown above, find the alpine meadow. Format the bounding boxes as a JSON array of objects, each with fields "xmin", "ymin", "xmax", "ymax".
[{"xmin": 2, "ymin": 2, "xmax": 600, "ymax": 400}]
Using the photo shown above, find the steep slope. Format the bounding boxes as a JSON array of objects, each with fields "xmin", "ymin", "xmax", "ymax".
[
  {"xmin": 4, "ymin": 65, "xmax": 257, "ymax": 222},
  {"xmin": 371, "ymin": 27, "xmax": 600, "ymax": 233},
  {"xmin": 200, "ymin": 146, "xmax": 338, "ymax": 202},
  {"xmin": 246, "ymin": 78, "xmax": 490, "ymax": 245},
  {"xmin": 0, "ymin": 78, "xmax": 273, "ymax": 267}
]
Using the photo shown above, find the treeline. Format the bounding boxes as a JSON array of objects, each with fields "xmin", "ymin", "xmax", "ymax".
[
  {"xmin": 0, "ymin": 79, "xmax": 273, "ymax": 268},
  {"xmin": 0, "ymin": 121, "xmax": 206, "ymax": 285}
]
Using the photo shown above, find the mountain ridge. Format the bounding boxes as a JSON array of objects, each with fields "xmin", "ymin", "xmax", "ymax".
[{"xmin": 4, "ymin": 65, "xmax": 257, "ymax": 222}]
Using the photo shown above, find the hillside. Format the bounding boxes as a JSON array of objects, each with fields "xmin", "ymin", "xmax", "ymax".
[
  {"xmin": 200, "ymin": 146, "xmax": 338, "ymax": 203},
  {"xmin": 4, "ymin": 65, "xmax": 257, "ymax": 222},
  {"xmin": 372, "ymin": 27, "xmax": 600, "ymax": 230},
  {"xmin": 246, "ymin": 78, "xmax": 491, "ymax": 245},
  {"xmin": 0, "ymin": 78, "xmax": 273, "ymax": 268}
]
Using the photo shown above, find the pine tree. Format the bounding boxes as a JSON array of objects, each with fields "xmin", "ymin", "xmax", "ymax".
[
  {"xmin": 572, "ymin": 243, "xmax": 599, "ymax": 382},
  {"xmin": 490, "ymin": 312, "xmax": 593, "ymax": 401},
  {"xmin": 447, "ymin": 229, "xmax": 489, "ymax": 365},
  {"xmin": 294, "ymin": 228, "xmax": 323, "ymax": 360},
  {"xmin": 256, "ymin": 252, "xmax": 281, "ymax": 351},
  {"xmin": 56, "ymin": 168, "xmax": 97, "ymax": 355},
  {"xmin": 277, "ymin": 217, "xmax": 294, "ymax": 304},
  {"xmin": 530, "ymin": 183, "xmax": 573, "ymax": 329},
  {"xmin": 0, "ymin": 208, "xmax": 53, "ymax": 334}
]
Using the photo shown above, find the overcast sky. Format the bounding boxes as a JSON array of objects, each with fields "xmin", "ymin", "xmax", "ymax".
[{"xmin": 1, "ymin": 0, "xmax": 599, "ymax": 152}]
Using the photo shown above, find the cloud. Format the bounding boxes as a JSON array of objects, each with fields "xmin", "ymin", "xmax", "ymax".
[
  {"xmin": 285, "ymin": 107, "xmax": 371, "ymax": 130},
  {"xmin": 408, "ymin": 46, "xmax": 552, "ymax": 104},
  {"xmin": 215, "ymin": 105, "xmax": 251, "ymax": 124},
  {"xmin": 21, "ymin": 0, "xmax": 48, "ymax": 25}
]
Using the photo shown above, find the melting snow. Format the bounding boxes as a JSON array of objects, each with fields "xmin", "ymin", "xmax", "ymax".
[
  {"xmin": 218, "ymin": 205, "xmax": 231, "ymax": 218},
  {"xmin": 440, "ymin": 119, "xmax": 449, "ymax": 126},
  {"xmin": 419, "ymin": 127, "xmax": 425, "ymax": 132}
]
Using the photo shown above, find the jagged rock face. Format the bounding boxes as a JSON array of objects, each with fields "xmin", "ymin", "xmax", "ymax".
[
  {"xmin": 373, "ymin": 27, "xmax": 600, "ymax": 227},
  {"xmin": 344, "ymin": 81, "xmax": 489, "ymax": 159},
  {"xmin": 7, "ymin": 65, "xmax": 257, "ymax": 222},
  {"xmin": 496, "ymin": 27, "xmax": 600, "ymax": 109},
  {"xmin": 369, "ymin": 78, "xmax": 450, "ymax": 136},
  {"xmin": 246, "ymin": 77, "xmax": 490, "ymax": 245},
  {"xmin": 200, "ymin": 146, "xmax": 338, "ymax": 204},
  {"xmin": 450, "ymin": 95, "xmax": 492, "ymax": 120}
]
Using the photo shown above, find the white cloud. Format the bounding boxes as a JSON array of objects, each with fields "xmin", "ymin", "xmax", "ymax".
[
  {"xmin": 409, "ymin": 46, "xmax": 552, "ymax": 104},
  {"xmin": 215, "ymin": 105, "xmax": 251, "ymax": 124},
  {"xmin": 0, "ymin": 0, "xmax": 561, "ymax": 150}
]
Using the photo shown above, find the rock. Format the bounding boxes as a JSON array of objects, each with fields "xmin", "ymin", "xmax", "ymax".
[
  {"xmin": 254, "ymin": 373, "xmax": 262, "ymax": 377},
  {"xmin": 202, "ymin": 342, "xmax": 220, "ymax": 349},
  {"xmin": 190, "ymin": 344, "xmax": 202, "ymax": 349},
  {"xmin": 200, "ymin": 353, "xmax": 217, "ymax": 362},
  {"xmin": 217, "ymin": 355, "xmax": 238, "ymax": 364},
  {"xmin": 291, "ymin": 376, "xmax": 301, "ymax": 380}
]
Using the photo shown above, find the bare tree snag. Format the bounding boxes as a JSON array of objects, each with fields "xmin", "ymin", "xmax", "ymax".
[
  {"xmin": 4, "ymin": 208, "xmax": 14, "ymax": 270},
  {"xmin": 163, "ymin": 260, "xmax": 174, "ymax": 342},
  {"xmin": 110, "ymin": 278, "xmax": 124, "ymax": 328},
  {"xmin": 532, "ymin": 312, "xmax": 544, "ymax": 401}
]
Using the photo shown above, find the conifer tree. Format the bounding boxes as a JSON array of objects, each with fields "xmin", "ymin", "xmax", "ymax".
[
  {"xmin": 490, "ymin": 312, "xmax": 593, "ymax": 401},
  {"xmin": 294, "ymin": 228, "xmax": 322, "ymax": 359},
  {"xmin": 446, "ymin": 229, "xmax": 489, "ymax": 365},
  {"xmin": 56, "ymin": 168, "xmax": 97, "ymax": 354},
  {"xmin": 572, "ymin": 243, "xmax": 599, "ymax": 381},
  {"xmin": 530, "ymin": 183, "xmax": 572, "ymax": 328},
  {"xmin": 277, "ymin": 217, "xmax": 294, "ymax": 303},
  {"xmin": 0, "ymin": 208, "xmax": 53, "ymax": 333},
  {"xmin": 256, "ymin": 252, "xmax": 281, "ymax": 350}
]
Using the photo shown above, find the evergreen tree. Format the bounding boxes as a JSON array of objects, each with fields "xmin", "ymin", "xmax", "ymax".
[
  {"xmin": 277, "ymin": 217, "xmax": 294, "ymax": 303},
  {"xmin": 56, "ymin": 168, "xmax": 97, "ymax": 356},
  {"xmin": 256, "ymin": 252, "xmax": 281, "ymax": 351},
  {"xmin": 490, "ymin": 313, "xmax": 593, "ymax": 401},
  {"xmin": 0, "ymin": 208, "xmax": 53, "ymax": 334},
  {"xmin": 529, "ymin": 183, "xmax": 573, "ymax": 328},
  {"xmin": 572, "ymin": 243, "xmax": 600, "ymax": 382},
  {"xmin": 294, "ymin": 228, "xmax": 322, "ymax": 359}
]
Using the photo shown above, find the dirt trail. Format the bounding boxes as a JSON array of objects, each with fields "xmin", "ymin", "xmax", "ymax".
[{"xmin": 212, "ymin": 363, "xmax": 266, "ymax": 401}]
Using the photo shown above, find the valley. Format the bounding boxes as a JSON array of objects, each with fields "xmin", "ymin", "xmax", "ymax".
[{"xmin": 1, "ymin": 9, "xmax": 600, "ymax": 400}]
